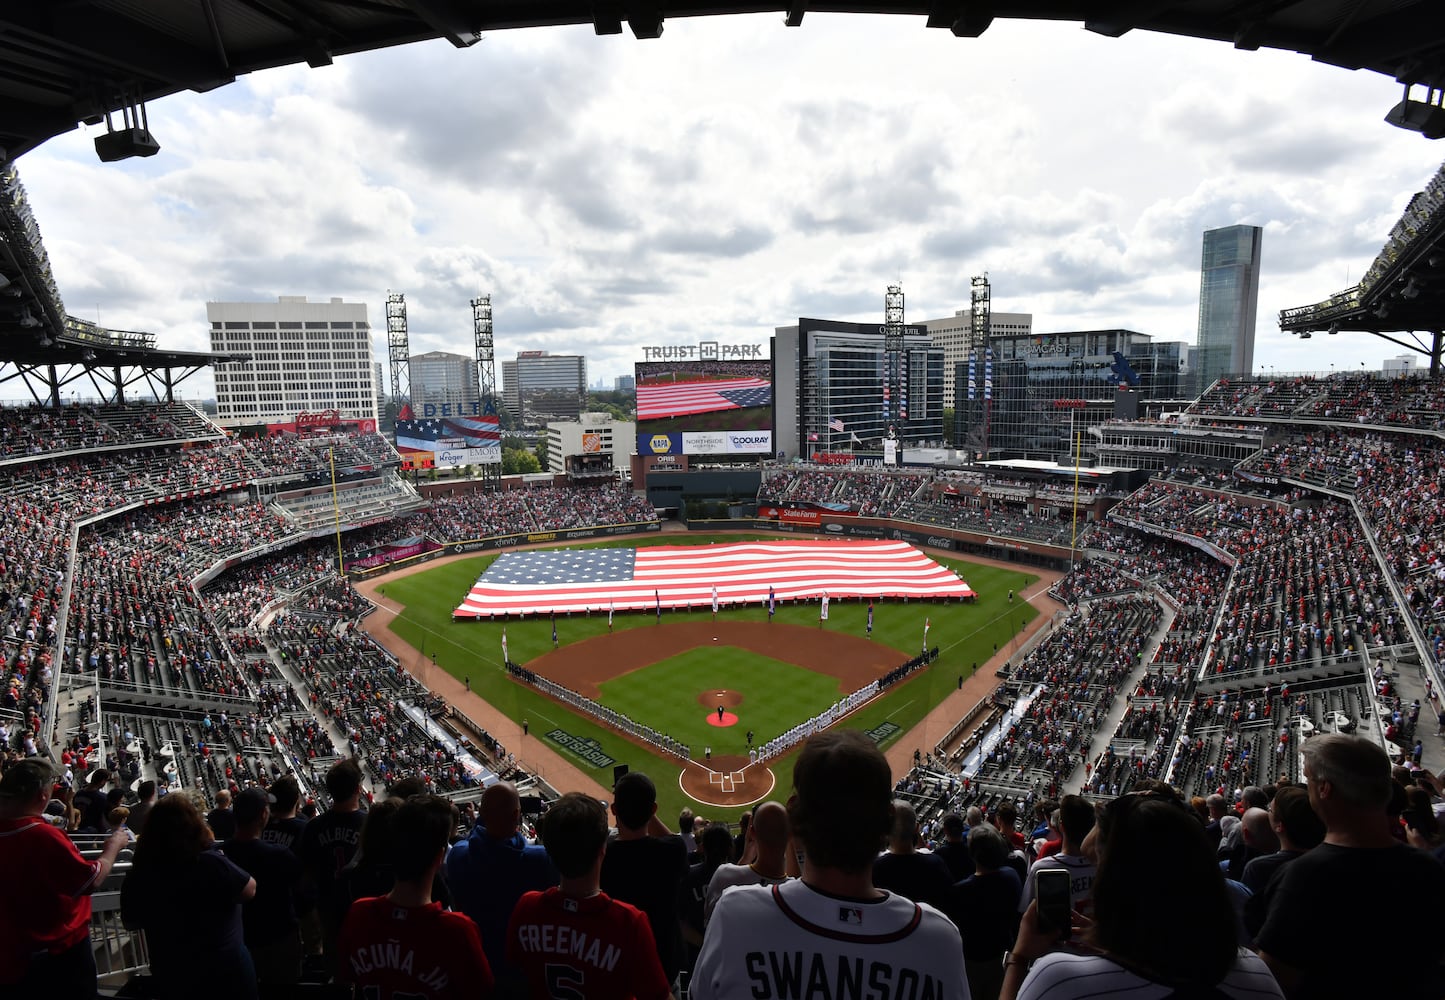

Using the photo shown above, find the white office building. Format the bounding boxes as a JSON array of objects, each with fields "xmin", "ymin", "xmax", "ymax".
[
  {"xmin": 209, "ymin": 296, "xmax": 380, "ymax": 428},
  {"xmin": 923, "ymin": 309, "xmax": 1032, "ymax": 409},
  {"xmin": 546, "ymin": 412, "xmax": 634, "ymax": 475}
]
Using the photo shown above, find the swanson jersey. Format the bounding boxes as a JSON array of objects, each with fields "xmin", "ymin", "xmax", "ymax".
[{"xmin": 692, "ymin": 879, "xmax": 969, "ymax": 1000}]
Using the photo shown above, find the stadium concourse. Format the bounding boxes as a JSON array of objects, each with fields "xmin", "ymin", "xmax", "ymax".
[{"xmin": 4, "ymin": 382, "xmax": 1445, "ymax": 996}]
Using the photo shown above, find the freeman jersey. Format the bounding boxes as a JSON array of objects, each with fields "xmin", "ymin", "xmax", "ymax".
[
  {"xmin": 507, "ymin": 887, "xmax": 672, "ymax": 1000},
  {"xmin": 692, "ymin": 879, "xmax": 970, "ymax": 1000},
  {"xmin": 337, "ymin": 896, "xmax": 493, "ymax": 1000}
]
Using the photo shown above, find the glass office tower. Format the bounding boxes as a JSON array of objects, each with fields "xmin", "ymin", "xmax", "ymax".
[{"xmin": 1195, "ymin": 225, "xmax": 1262, "ymax": 396}]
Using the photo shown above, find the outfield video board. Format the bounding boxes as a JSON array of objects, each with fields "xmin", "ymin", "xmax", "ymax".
[{"xmin": 634, "ymin": 359, "xmax": 772, "ymax": 456}]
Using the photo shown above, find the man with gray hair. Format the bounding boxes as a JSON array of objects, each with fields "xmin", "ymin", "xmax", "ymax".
[{"xmin": 1256, "ymin": 734, "xmax": 1445, "ymax": 997}]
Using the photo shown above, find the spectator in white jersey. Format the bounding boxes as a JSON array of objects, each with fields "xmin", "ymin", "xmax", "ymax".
[
  {"xmin": 1017, "ymin": 795, "xmax": 1096, "ymax": 918},
  {"xmin": 692, "ymin": 729, "xmax": 968, "ymax": 999},
  {"xmin": 703, "ymin": 801, "xmax": 792, "ymax": 925}
]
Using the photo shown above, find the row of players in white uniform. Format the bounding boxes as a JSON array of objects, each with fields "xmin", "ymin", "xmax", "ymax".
[
  {"xmin": 752, "ymin": 681, "xmax": 881, "ymax": 765},
  {"xmin": 520, "ymin": 670, "xmax": 692, "ymax": 761}
]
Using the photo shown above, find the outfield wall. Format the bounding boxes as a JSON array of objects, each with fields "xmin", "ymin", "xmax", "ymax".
[
  {"xmin": 686, "ymin": 516, "xmax": 1075, "ymax": 570},
  {"xmin": 348, "ymin": 520, "xmax": 661, "ymax": 577}
]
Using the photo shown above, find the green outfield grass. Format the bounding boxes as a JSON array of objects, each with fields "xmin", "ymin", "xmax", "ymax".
[
  {"xmin": 374, "ymin": 533, "xmax": 1040, "ymax": 818},
  {"xmin": 599, "ymin": 649, "xmax": 844, "ymax": 753}
]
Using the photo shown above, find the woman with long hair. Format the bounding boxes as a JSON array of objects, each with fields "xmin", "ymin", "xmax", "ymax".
[
  {"xmin": 1001, "ymin": 788, "xmax": 1284, "ymax": 999},
  {"xmin": 120, "ymin": 793, "xmax": 258, "ymax": 1000}
]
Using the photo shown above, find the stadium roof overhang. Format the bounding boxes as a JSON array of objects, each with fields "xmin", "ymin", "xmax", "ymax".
[
  {"xmin": 1278, "ymin": 164, "xmax": 1445, "ymax": 373},
  {"xmin": 3, "ymin": 1, "xmax": 1445, "ymax": 162}
]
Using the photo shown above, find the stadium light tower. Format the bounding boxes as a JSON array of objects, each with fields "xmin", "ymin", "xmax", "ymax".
[
  {"xmin": 387, "ymin": 291, "xmax": 410, "ymax": 409},
  {"xmin": 883, "ymin": 283, "xmax": 905, "ymax": 441}
]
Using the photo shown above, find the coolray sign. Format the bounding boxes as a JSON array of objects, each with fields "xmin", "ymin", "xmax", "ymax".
[
  {"xmin": 727, "ymin": 431, "xmax": 772, "ymax": 452},
  {"xmin": 544, "ymin": 729, "xmax": 616, "ymax": 769},
  {"xmin": 641, "ymin": 341, "xmax": 765, "ymax": 361}
]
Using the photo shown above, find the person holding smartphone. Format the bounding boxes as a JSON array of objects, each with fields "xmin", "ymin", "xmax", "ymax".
[{"xmin": 1000, "ymin": 786, "xmax": 1284, "ymax": 1000}]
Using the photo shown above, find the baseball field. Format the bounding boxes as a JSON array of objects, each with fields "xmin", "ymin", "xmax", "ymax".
[{"xmin": 371, "ymin": 534, "xmax": 1039, "ymax": 818}]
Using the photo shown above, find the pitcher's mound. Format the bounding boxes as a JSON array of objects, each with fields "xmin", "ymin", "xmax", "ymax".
[{"xmin": 697, "ymin": 689, "xmax": 743, "ymax": 708}]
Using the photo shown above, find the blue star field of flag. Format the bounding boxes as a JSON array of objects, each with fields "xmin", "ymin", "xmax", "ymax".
[
  {"xmin": 718, "ymin": 385, "xmax": 772, "ymax": 408},
  {"xmin": 482, "ymin": 548, "xmax": 637, "ymax": 585}
]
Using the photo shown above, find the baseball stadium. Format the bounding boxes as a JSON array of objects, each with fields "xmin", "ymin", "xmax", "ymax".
[{"xmin": 2, "ymin": 5, "xmax": 1445, "ymax": 1000}]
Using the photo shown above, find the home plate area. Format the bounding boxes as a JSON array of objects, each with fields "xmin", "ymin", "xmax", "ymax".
[
  {"xmin": 709, "ymin": 769, "xmax": 746, "ymax": 793},
  {"xmin": 680, "ymin": 754, "xmax": 774, "ymax": 806}
]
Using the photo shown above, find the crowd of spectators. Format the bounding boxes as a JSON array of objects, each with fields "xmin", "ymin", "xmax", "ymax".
[
  {"xmin": 0, "ymin": 400, "xmax": 220, "ymax": 460},
  {"xmin": 759, "ymin": 468, "xmax": 930, "ymax": 517},
  {"xmin": 1191, "ymin": 372, "xmax": 1445, "ymax": 431},
  {"xmin": 974, "ymin": 597, "xmax": 1163, "ymax": 798},
  {"xmin": 1049, "ymin": 558, "xmax": 1142, "ymax": 604}
]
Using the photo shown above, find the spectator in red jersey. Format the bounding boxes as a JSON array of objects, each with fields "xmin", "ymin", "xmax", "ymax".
[
  {"xmin": 0, "ymin": 758, "xmax": 128, "ymax": 1000},
  {"xmin": 508, "ymin": 792, "xmax": 673, "ymax": 1000},
  {"xmin": 337, "ymin": 794, "xmax": 492, "ymax": 1000}
]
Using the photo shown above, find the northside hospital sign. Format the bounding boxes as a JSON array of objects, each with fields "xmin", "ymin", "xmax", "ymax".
[{"xmin": 641, "ymin": 342, "xmax": 764, "ymax": 361}]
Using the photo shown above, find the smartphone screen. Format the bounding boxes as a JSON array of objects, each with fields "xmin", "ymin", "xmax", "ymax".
[{"xmin": 1035, "ymin": 868, "xmax": 1072, "ymax": 940}]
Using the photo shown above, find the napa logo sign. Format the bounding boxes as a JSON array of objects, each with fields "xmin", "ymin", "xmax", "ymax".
[{"xmin": 648, "ymin": 433, "xmax": 679, "ymax": 454}]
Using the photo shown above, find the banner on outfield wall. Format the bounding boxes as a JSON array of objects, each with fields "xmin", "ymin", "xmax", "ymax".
[
  {"xmin": 884, "ymin": 527, "xmax": 956, "ymax": 550},
  {"xmin": 447, "ymin": 520, "xmax": 660, "ymax": 555},
  {"xmin": 1108, "ymin": 514, "xmax": 1238, "ymax": 567},
  {"xmin": 638, "ymin": 431, "xmax": 773, "ymax": 456},
  {"xmin": 344, "ymin": 536, "xmax": 442, "ymax": 573}
]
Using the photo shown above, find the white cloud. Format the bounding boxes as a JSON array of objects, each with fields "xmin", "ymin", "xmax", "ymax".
[{"xmin": 14, "ymin": 12, "xmax": 1445, "ymax": 396}]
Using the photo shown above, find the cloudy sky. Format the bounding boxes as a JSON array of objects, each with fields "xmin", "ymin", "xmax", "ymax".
[{"xmin": 16, "ymin": 13, "xmax": 1445, "ymax": 396}]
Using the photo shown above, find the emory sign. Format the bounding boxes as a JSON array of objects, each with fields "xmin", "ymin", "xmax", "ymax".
[{"xmin": 641, "ymin": 341, "xmax": 764, "ymax": 361}]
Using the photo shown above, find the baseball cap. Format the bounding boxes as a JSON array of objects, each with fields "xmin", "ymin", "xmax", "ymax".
[
  {"xmin": 0, "ymin": 758, "xmax": 62, "ymax": 800},
  {"xmin": 232, "ymin": 787, "xmax": 276, "ymax": 827}
]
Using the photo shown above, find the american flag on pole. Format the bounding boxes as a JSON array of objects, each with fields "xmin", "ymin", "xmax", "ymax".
[
  {"xmin": 454, "ymin": 540, "xmax": 976, "ymax": 617},
  {"xmin": 501, "ymin": 627, "xmax": 508, "ymax": 664},
  {"xmin": 636, "ymin": 378, "xmax": 772, "ymax": 419},
  {"xmin": 828, "ymin": 417, "xmax": 845, "ymax": 432}
]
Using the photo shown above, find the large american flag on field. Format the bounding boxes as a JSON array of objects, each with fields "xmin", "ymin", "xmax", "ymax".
[
  {"xmin": 635, "ymin": 378, "xmax": 772, "ymax": 420},
  {"xmin": 453, "ymin": 539, "xmax": 975, "ymax": 617}
]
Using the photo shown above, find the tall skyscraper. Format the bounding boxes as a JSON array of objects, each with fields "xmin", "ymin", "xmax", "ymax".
[
  {"xmin": 409, "ymin": 351, "xmax": 480, "ymax": 415},
  {"xmin": 1195, "ymin": 225, "xmax": 1262, "ymax": 395},
  {"xmin": 208, "ymin": 296, "xmax": 379, "ymax": 428},
  {"xmin": 501, "ymin": 351, "xmax": 587, "ymax": 425}
]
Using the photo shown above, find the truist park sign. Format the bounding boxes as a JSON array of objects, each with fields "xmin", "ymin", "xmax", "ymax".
[{"xmin": 641, "ymin": 341, "xmax": 765, "ymax": 361}]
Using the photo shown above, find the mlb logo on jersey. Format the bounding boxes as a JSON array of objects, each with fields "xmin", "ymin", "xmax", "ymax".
[
  {"xmin": 838, "ymin": 907, "xmax": 863, "ymax": 925},
  {"xmin": 563, "ymin": 898, "xmax": 579, "ymax": 912}
]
